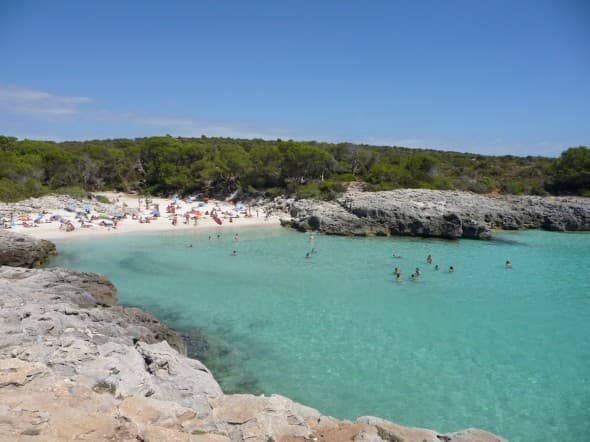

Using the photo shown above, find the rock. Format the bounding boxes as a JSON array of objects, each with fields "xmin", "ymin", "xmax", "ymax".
[
  {"xmin": 0, "ymin": 230, "xmax": 56, "ymax": 267},
  {"xmin": 0, "ymin": 194, "xmax": 117, "ymax": 218},
  {"xmin": 284, "ymin": 189, "xmax": 590, "ymax": 239}
]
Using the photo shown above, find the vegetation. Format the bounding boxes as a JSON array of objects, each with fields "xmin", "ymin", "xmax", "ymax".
[{"xmin": 0, "ymin": 135, "xmax": 587, "ymax": 202}]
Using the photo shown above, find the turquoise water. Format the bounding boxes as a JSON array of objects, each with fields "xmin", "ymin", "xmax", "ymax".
[{"xmin": 49, "ymin": 227, "xmax": 590, "ymax": 441}]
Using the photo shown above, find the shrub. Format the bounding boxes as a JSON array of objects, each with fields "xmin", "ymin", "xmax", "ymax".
[{"xmin": 94, "ymin": 194, "xmax": 111, "ymax": 204}]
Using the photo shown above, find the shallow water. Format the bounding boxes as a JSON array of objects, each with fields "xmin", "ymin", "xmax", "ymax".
[{"xmin": 50, "ymin": 227, "xmax": 590, "ymax": 441}]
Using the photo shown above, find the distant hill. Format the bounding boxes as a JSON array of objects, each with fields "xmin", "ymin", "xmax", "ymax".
[{"xmin": 0, "ymin": 135, "xmax": 587, "ymax": 202}]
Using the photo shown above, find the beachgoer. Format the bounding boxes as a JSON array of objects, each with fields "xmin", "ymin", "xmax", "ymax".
[
  {"xmin": 411, "ymin": 274, "xmax": 417, "ymax": 281},
  {"xmin": 505, "ymin": 260, "xmax": 512, "ymax": 269},
  {"xmin": 415, "ymin": 267, "xmax": 422, "ymax": 276},
  {"xmin": 435, "ymin": 264, "xmax": 439, "ymax": 271},
  {"xmin": 449, "ymin": 266, "xmax": 454, "ymax": 273},
  {"xmin": 396, "ymin": 274, "xmax": 402, "ymax": 283},
  {"xmin": 427, "ymin": 254, "xmax": 432, "ymax": 264},
  {"xmin": 305, "ymin": 252, "xmax": 311, "ymax": 259}
]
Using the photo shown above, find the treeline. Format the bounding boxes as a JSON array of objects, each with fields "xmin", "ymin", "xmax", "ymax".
[{"xmin": 0, "ymin": 135, "xmax": 588, "ymax": 202}]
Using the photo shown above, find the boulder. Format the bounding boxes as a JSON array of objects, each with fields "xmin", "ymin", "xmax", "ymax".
[{"xmin": 0, "ymin": 230, "xmax": 56, "ymax": 267}]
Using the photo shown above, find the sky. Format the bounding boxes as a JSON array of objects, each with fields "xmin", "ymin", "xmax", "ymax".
[{"xmin": 0, "ymin": 0, "xmax": 589, "ymax": 156}]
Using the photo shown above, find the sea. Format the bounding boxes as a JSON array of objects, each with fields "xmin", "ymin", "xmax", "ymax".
[{"xmin": 48, "ymin": 227, "xmax": 590, "ymax": 441}]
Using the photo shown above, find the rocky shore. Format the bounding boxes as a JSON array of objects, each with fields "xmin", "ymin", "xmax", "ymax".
[
  {"xmin": 281, "ymin": 189, "xmax": 590, "ymax": 239},
  {"xmin": 0, "ymin": 229, "xmax": 506, "ymax": 441}
]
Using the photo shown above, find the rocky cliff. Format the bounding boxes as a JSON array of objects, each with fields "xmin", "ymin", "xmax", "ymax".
[
  {"xmin": 0, "ymin": 231, "xmax": 505, "ymax": 441},
  {"xmin": 281, "ymin": 189, "xmax": 590, "ymax": 239},
  {"xmin": 0, "ymin": 230, "xmax": 56, "ymax": 267}
]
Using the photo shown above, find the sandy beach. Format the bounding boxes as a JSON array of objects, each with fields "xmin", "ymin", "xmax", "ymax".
[{"xmin": 4, "ymin": 192, "xmax": 282, "ymax": 241}]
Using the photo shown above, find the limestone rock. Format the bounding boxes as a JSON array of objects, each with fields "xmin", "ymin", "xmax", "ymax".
[
  {"xmin": 283, "ymin": 189, "xmax": 590, "ymax": 239},
  {"xmin": 0, "ymin": 230, "xmax": 56, "ymax": 267}
]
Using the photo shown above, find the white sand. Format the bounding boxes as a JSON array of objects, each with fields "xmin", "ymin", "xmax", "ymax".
[{"xmin": 9, "ymin": 192, "xmax": 282, "ymax": 241}]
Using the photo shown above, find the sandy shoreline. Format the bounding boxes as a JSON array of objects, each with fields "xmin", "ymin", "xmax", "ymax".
[{"xmin": 5, "ymin": 192, "xmax": 283, "ymax": 241}]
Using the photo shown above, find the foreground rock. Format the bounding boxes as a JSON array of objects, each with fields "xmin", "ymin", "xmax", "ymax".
[
  {"xmin": 282, "ymin": 189, "xmax": 590, "ymax": 239},
  {"xmin": 0, "ymin": 264, "xmax": 505, "ymax": 441},
  {"xmin": 0, "ymin": 229, "xmax": 56, "ymax": 267}
]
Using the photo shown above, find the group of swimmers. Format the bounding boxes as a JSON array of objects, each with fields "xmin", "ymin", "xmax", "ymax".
[
  {"xmin": 393, "ymin": 252, "xmax": 457, "ymax": 283},
  {"xmin": 393, "ymin": 252, "xmax": 512, "ymax": 283}
]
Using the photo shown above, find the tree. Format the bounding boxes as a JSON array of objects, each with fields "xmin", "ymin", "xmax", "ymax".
[{"xmin": 548, "ymin": 146, "xmax": 590, "ymax": 195}]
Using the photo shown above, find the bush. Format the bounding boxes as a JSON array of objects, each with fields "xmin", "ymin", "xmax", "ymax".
[
  {"xmin": 54, "ymin": 186, "xmax": 88, "ymax": 200},
  {"xmin": 94, "ymin": 194, "xmax": 111, "ymax": 204}
]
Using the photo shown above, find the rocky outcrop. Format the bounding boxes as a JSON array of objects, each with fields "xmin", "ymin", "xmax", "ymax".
[
  {"xmin": 0, "ymin": 229, "xmax": 56, "ymax": 267},
  {"xmin": 282, "ymin": 189, "xmax": 590, "ymax": 239},
  {"xmin": 0, "ymin": 264, "xmax": 506, "ymax": 441},
  {"xmin": 0, "ymin": 194, "xmax": 117, "ymax": 218}
]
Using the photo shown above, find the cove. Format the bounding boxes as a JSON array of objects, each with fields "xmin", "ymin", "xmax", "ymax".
[{"xmin": 49, "ymin": 227, "xmax": 590, "ymax": 442}]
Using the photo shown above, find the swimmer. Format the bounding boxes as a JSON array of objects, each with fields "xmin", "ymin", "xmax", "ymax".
[
  {"xmin": 396, "ymin": 274, "xmax": 402, "ymax": 283},
  {"xmin": 411, "ymin": 274, "xmax": 417, "ymax": 281},
  {"xmin": 230, "ymin": 250, "xmax": 238, "ymax": 256},
  {"xmin": 233, "ymin": 233, "xmax": 239, "ymax": 242},
  {"xmin": 505, "ymin": 260, "xmax": 512, "ymax": 269},
  {"xmin": 186, "ymin": 244, "xmax": 193, "ymax": 248},
  {"xmin": 393, "ymin": 267, "xmax": 399, "ymax": 275},
  {"xmin": 311, "ymin": 248, "xmax": 318, "ymax": 254},
  {"xmin": 415, "ymin": 267, "xmax": 422, "ymax": 276},
  {"xmin": 309, "ymin": 233, "xmax": 315, "ymax": 242},
  {"xmin": 305, "ymin": 252, "xmax": 311, "ymax": 259},
  {"xmin": 392, "ymin": 251, "xmax": 402, "ymax": 259},
  {"xmin": 427, "ymin": 254, "xmax": 432, "ymax": 264},
  {"xmin": 435, "ymin": 264, "xmax": 439, "ymax": 271},
  {"xmin": 448, "ymin": 266, "xmax": 454, "ymax": 273}
]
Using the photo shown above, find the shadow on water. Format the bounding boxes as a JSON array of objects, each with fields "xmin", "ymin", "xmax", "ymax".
[
  {"xmin": 488, "ymin": 237, "xmax": 529, "ymax": 247},
  {"xmin": 181, "ymin": 327, "xmax": 263, "ymax": 394},
  {"xmin": 120, "ymin": 300, "xmax": 264, "ymax": 395}
]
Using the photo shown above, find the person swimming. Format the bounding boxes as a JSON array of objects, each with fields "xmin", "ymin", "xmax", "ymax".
[
  {"xmin": 411, "ymin": 274, "xmax": 417, "ymax": 281},
  {"xmin": 427, "ymin": 254, "xmax": 433, "ymax": 264},
  {"xmin": 435, "ymin": 264, "xmax": 439, "ymax": 271},
  {"xmin": 415, "ymin": 267, "xmax": 422, "ymax": 276},
  {"xmin": 305, "ymin": 252, "xmax": 311, "ymax": 259},
  {"xmin": 392, "ymin": 251, "xmax": 402, "ymax": 258},
  {"xmin": 311, "ymin": 248, "xmax": 318, "ymax": 254},
  {"xmin": 449, "ymin": 266, "xmax": 454, "ymax": 273},
  {"xmin": 230, "ymin": 250, "xmax": 238, "ymax": 256},
  {"xmin": 505, "ymin": 260, "xmax": 512, "ymax": 269},
  {"xmin": 396, "ymin": 273, "xmax": 402, "ymax": 283}
]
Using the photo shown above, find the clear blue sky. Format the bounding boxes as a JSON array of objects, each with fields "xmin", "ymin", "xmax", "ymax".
[{"xmin": 1, "ymin": 0, "xmax": 588, "ymax": 156}]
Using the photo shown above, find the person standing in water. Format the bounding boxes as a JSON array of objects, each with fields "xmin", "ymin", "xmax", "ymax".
[
  {"xmin": 427, "ymin": 254, "xmax": 433, "ymax": 264},
  {"xmin": 505, "ymin": 260, "xmax": 512, "ymax": 269}
]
